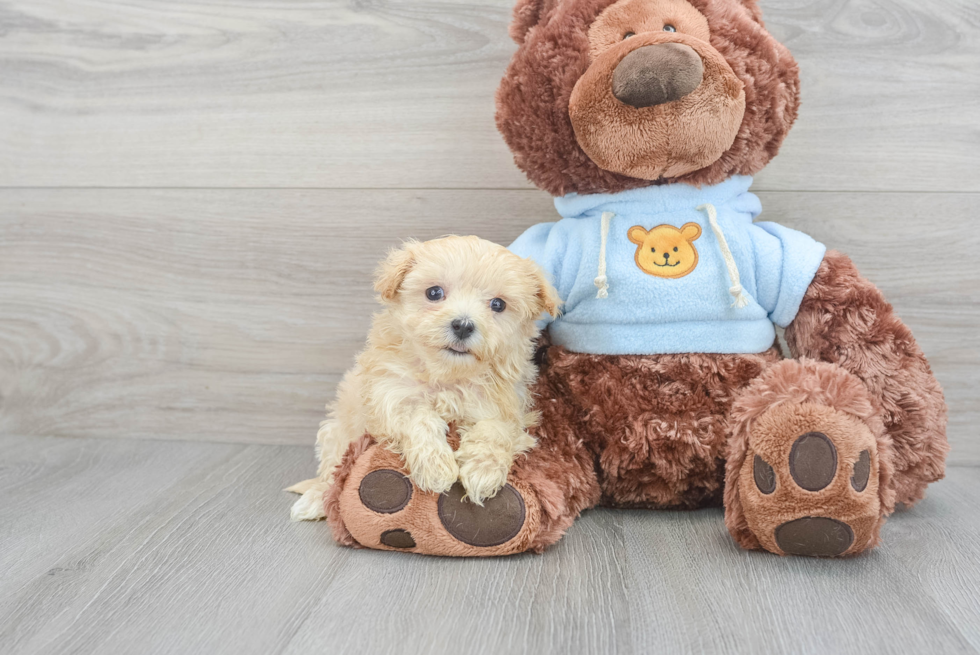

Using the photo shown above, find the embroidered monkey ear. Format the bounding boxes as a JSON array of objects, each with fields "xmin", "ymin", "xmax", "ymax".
[
  {"xmin": 374, "ymin": 240, "xmax": 419, "ymax": 302},
  {"xmin": 627, "ymin": 226, "xmax": 648, "ymax": 245},
  {"xmin": 680, "ymin": 222, "xmax": 702, "ymax": 241}
]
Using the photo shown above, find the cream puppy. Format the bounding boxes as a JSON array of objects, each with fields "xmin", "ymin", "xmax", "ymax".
[{"xmin": 288, "ymin": 236, "xmax": 561, "ymax": 521}]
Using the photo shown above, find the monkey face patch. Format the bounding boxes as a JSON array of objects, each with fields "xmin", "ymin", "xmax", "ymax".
[{"xmin": 627, "ymin": 222, "xmax": 702, "ymax": 279}]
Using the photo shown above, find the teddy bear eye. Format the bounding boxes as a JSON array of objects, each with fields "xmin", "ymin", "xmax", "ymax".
[
  {"xmin": 650, "ymin": 247, "xmax": 656, "ymax": 253},
  {"xmin": 663, "ymin": 24, "xmax": 676, "ymax": 32},
  {"xmin": 490, "ymin": 298, "xmax": 506, "ymax": 313},
  {"xmin": 673, "ymin": 247, "xmax": 678, "ymax": 252},
  {"xmin": 425, "ymin": 286, "xmax": 444, "ymax": 301},
  {"xmin": 623, "ymin": 31, "xmax": 635, "ymax": 39}
]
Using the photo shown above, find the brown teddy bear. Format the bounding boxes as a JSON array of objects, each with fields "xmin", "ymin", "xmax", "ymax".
[{"xmin": 323, "ymin": 0, "xmax": 949, "ymax": 557}]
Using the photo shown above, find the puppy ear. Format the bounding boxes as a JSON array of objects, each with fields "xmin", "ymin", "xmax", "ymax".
[
  {"xmin": 539, "ymin": 282, "xmax": 563, "ymax": 318},
  {"xmin": 628, "ymin": 226, "xmax": 648, "ymax": 245},
  {"xmin": 374, "ymin": 240, "xmax": 418, "ymax": 302},
  {"xmin": 526, "ymin": 261, "xmax": 562, "ymax": 318}
]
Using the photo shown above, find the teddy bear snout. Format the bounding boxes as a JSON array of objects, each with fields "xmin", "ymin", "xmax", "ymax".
[{"xmin": 612, "ymin": 42, "xmax": 703, "ymax": 108}]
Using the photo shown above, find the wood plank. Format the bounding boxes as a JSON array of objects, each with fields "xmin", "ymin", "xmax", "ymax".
[
  {"xmin": 0, "ymin": 436, "xmax": 350, "ymax": 654},
  {"xmin": 619, "ymin": 468, "xmax": 980, "ymax": 654},
  {"xmin": 0, "ymin": 0, "xmax": 977, "ymax": 191},
  {"xmin": 1, "ymin": 188, "xmax": 976, "ymax": 463},
  {"xmin": 0, "ymin": 436, "xmax": 978, "ymax": 654},
  {"xmin": 283, "ymin": 507, "xmax": 633, "ymax": 655}
]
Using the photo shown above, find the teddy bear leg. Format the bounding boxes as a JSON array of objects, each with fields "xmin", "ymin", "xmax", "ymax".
[
  {"xmin": 323, "ymin": 437, "xmax": 534, "ymax": 555},
  {"xmin": 724, "ymin": 358, "xmax": 897, "ymax": 557},
  {"xmin": 785, "ymin": 250, "xmax": 948, "ymax": 507},
  {"xmin": 323, "ymin": 412, "xmax": 601, "ymax": 557}
]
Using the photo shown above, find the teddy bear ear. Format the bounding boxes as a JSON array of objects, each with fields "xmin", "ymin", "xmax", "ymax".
[
  {"xmin": 627, "ymin": 226, "xmax": 648, "ymax": 245},
  {"xmin": 680, "ymin": 222, "xmax": 702, "ymax": 241},
  {"xmin": 374, "ymin": 240, "xmax": 419, "ymax": 302},
  {"xmin": 737, "ymin": 0, "xmax": 766, "ymax": 24},
  {"xmin": 509, "ymin": 0, "xmax": 548, "ymax": 44}
]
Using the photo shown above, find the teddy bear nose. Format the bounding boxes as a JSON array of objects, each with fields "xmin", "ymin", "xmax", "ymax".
[
  {"xmin": 663, "ymin": 252, "xmax": 670, "ymax": 260},
  {"xmin": 612, "ymin": 43, "xmax": 704, "ymax": 108},
  {"xmin": 451, "ymin": 318, "xmax": 475, "ymax": 340}
]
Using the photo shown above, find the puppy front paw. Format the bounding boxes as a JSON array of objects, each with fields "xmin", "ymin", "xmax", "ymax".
[
  {"xmin": 456, "ymin": 443, "xmax": 513, "ymax": 506},
  {"xmin": 404, "ymin": 439, "xmax": 459, "ymax": 495}
]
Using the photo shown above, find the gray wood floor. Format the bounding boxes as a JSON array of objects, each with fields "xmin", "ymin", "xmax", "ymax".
[
  {"xmin": 2, "ymin": 0, "xmax": 979, "ymax": 652},
  {"xmin": 0, "ymin": 436, "xmax": 978, "ymax": 655}
]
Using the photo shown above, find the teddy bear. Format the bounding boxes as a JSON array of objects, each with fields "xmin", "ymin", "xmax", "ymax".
[{"xmin": 322, "ymin": 0, "xmax": 949, "ymax": 557}]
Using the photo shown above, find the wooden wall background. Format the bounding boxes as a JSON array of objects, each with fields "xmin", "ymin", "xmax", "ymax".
[{"xmin": 1, "ymin": 0, "xmax": 978, "ymax": 463}]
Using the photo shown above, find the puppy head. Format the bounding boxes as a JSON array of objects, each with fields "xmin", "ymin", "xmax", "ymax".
[{"xmin": 375, "ymin": 236, "xmax": 561, "ymax": 380}]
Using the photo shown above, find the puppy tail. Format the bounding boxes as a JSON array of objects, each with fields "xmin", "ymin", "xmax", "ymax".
[
  {"xmin": 289, "ymin": 481, "xmax": 332, "ymax": 521},
  {"xmin": 284, "ymin": 477, "xmax": 320, "ymax": 495},
  {"xmin": 288, "ymin": 416, "xmax": 345, "ymax": 520},
  {"xmin": 290, "ymin": 406, "xmax": 360, "ymax": 521}
]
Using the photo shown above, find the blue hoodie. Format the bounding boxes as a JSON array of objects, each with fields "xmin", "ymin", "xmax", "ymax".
[{"xmin": 509, "ymin": 176, "xmax": 826, "ymax": 355}]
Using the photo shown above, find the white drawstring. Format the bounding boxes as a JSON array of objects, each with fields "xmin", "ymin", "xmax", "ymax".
[
  {"xmin": 594, "ymin": 211, "xmax": 613, "ymax": 299},
  {"xmin": 698, "ymin": 203, "xmax": 750, "ymax": 308}
]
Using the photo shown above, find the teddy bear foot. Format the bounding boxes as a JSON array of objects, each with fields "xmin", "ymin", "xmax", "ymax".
[
  {"xmin": 742, "ymin": 420, "xmax": 879, "ymax": 557},
  {"xmin": 324, "ymin": 438, "xmax": 541, "ymax": 556},
  {"xmin": 725, "ymin": 359, "xmax": 896, "ymax": 557}
]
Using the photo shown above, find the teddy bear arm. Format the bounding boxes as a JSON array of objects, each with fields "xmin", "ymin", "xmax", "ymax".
[{"xmin": 783, "ymin": 250, "xmax": 949, "ymax": 504}]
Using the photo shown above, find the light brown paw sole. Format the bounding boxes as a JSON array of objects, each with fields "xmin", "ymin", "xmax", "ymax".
[
  {"xmin": 336, "ymin": 445, "xmax": 540, "ymax": 556},
  {"xmin": 740, "ymin": 403, "xmax": 882, "ymax": 557}
]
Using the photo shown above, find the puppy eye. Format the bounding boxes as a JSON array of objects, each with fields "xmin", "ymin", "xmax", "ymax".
[
  {"xmin": 663, "ymin": 24, "xmax": 676, "ymax": 32},
  {"xmin": 623, "ymin": 31, "xmax": 635, "ymax": 39},
  {"xmin": 673, "ymin": 247, "xmax": 678, "ymax": 252},
  {"xmin": 425, "ymin": 286, "xmax": 444, "ymax": 301},
  {"xmin": 490, "ymin": 298, "xmax": 506, "ymax": 313}
]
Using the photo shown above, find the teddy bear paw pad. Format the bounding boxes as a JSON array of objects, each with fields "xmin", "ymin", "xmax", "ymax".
[
  {"xmin": 437, "ymin": 482, "xmax": 526, "ymax": 548},
  {"xmin": 358, "ymin": 469, "xmax": 412, "ymax": 513},
  {"xmin": 737, "ymin": 404, "xmax": 883, "ymax": 557},
  {"xmin": 379, "ymin": 529, "xmax": 416, "ymax": 549},
  {"xmin": 788, "ymin": 432, "xmax": 837, "ymax": 491},
  {"xmin": 774, "ymin": 517, "xmax": 854, "ymax": 557}
]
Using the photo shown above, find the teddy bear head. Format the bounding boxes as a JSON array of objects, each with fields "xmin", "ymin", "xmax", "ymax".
[
  {"xmin": 628, "ymin": 222, "xmax": 702, "ymax": 278},
  {"xmin": 496, "ymin": 0, "xmax": 800, "ymax": 196}
]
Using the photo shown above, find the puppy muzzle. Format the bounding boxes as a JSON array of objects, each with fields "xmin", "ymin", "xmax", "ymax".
[{"xmin": 450, "ymin": 317, "xmax": 476, "ymax": 342}]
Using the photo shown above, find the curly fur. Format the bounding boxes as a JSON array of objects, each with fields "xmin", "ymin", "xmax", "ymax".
[
  {"xmin": 496, "ymin": 0, "xmax": 799, "ymax": 196},
  {"xmin": 324, "ymin": 409, "xmax": 599, "ymax": 555},
  {"xmin": 290, "ymin": 236, "xmax": 561, "ymax": 520},
  {"xmin": 540, "ymin": 343, "xmax": 782, "ymax": 509},
  {"xmin": 785, "ymin": 251, "xmax": 949, "ymax": 506},
  {"xmin": 320, "ymin": 0, "xmax": 947, "ymax": 559},
  {"xmin": 724, "ymin": 358, "xmax": 896, "ymax": 552},
  {"xmin": 324, "ymin": 433, "xmax": 373, "ymax": 548}
]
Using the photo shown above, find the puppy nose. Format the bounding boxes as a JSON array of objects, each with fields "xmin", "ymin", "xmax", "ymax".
[
  {"xmin": 451, "ymin": 318, "xmax": 475, "ymax": 340},
  {"xmin": 612, "ymin": 43, "xmax": 703, "ymax": 108}
]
